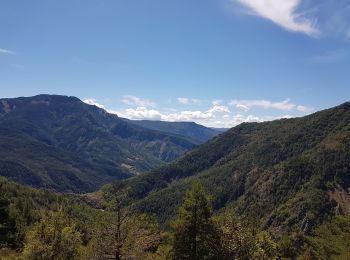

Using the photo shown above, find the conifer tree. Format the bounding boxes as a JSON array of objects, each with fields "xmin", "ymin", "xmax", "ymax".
[
  {"xmin": 172, "ymin": 182, "xmax": 221, "ymax": 260},
  {"xmin": 22, "ymin": 211, "xmax": 82, "ymax": 260},
  {"xmin": 101, "ymin": 184, "xmax": 133, "ymax": 260}
]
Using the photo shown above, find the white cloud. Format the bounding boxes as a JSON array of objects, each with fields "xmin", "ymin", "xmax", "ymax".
[
  {"xmin": 234, "ymin": 0, "xmax": 319, "ymax": 36},
  {"xmin": 212, "ymin": 99, "xmax": 222, "ymax": 106},
  {"xmin": 207, "ymin": 114, "xmax": 260, "ymax": 128},
  {"xmin": 118, "ymin": 107, "xmax": 215, "ymax": 122},
  {"xmin": 229, "ymin": 99, "xmax": 297, "ymax": 111},
  {"xmin": 207, "ymin": 105, "xmax": 231, "ymax": 114},
  {"xmin": 84, "ymin": 97, "xmax": 311, "ymax": 128},
  {"xmin": 83, "ymin": 98, "xmax": 106, "ymax": 109},
  {"xmin": 235, "ymin": 103, "xmax": 250, "ymax": 111},
  {"xmin": 0, "ymin": 48, "xmax": 16, "ymax": 55},
  {"xmin": 163, "ymin": 110, "xmax": 214, "ymax": 122},
  {"xmin": 177, "ymin": 97, "xmax": 189, "ymax": 104},
  {"xmin": 232, "ymin": 113, "xmax": 260, "ymax": 124},
  {"xmin": 84, "ymin": 98, "xmax": 123, "ymax": 116},
  {"xmin": 213, "ymin": 113, "xmax": 296, "ymax": 128},
  {"xmin": 122, "ymin": 95, "xmax": 155, "ymax": 107},
  {"xmin": 120, "ymin": 107, "xmax": 163, "ymax": 120},
  {"xmin": 177, "ymin": 97, "xmax": 200, "ymax": 104},
  {"xmin": 117, "ymin": 106, "xmax": 295, "ymax": 128}
]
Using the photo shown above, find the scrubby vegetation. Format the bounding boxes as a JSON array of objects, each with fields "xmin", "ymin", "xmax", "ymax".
[
  {"xmin": 0, "ymin": 179, "xmax": 279, "ymax": 259},
  {"xmin": 0, "ymin": 177, "xmax": 165, "ymax": 259},
  {"xmin": 1, "ymin": 177, "xmax": 350, "ymax": 259}
]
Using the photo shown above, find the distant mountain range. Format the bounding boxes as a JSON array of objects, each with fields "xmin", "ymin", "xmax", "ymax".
[
  {"xmin": 125, "ymin": 119, "xmax": 226, "ymax": 143},
  {"xmin": 114, "ymin": 102, "xmax": 350, "ymax": 237},
  {"xmin": 0, "ymin": 95, "xmax": 222, "ymax": 192}
]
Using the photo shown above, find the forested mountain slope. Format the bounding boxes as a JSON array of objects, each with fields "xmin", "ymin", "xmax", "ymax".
[
  {"xmin": 0, "ymin": 95, "xmax": 198, "ymax": 192},
  {"xmin": 115, "ymin": 102, "xmax": 350, "ymax": 237},
  {"xmin": 127, "ymin": 119, "xmax": 225, "ymax": 143}
]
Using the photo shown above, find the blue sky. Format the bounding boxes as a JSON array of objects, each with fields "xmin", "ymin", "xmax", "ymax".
[{"xmin": 0, "ymin": 0, "xmax": 349, "ymax": 127}]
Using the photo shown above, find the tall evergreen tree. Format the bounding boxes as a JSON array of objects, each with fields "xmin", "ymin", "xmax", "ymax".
[
  {"xmin": 101, "ymin": 184, "xmax": 133, "ymax": 260},
  {"xmin": 22, "ymin": 211, "xmax": 82, "ymax": 260},
  {"xmin": 172, "ymin": 182, "xmax": 221, "ymax": 260}
]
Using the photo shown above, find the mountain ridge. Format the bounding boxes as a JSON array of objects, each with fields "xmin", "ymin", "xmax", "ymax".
[
  {"xmin": 0, "ymin": 94, "xmax": 216, "ymax": 192},
  {"xmin": 126, "ymin": 119, "xmax": 225, "ymax": 143},
  {"xmin": 112, "ymin": 102, "xmax": 350, "ymax": 236}
]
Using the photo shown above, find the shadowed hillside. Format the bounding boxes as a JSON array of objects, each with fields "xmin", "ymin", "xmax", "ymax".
[{"xmin": 0, "ymin": 95, "xmax": 201, "ymax": 192}]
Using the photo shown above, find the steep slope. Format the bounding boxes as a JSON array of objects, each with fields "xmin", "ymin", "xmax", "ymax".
[
  {"xmin": 0, "ymin": 127, "xmax": 129, "ymax": 192},
  {"xmin": 0, "ymin": 95, "xmax": 197, "ymax": 192},
  {"xmin": 115, "ymin": 102, "xmax": 350, "ymax": 235},
  {"xmin": 126, "ymin": 119, "xmax": 224, "ymax": 143},
  {"xmin": 0, "ymin": 176, "xmax": 109, "ymax": 253}
]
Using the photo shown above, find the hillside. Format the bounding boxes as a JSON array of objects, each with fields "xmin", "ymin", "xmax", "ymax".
[
  {"xmin": 0, "ymin": 176, "xmax": 116, "ymax": 258},
  {"xmin": 127, "ymin": 119, "xmax": 225, "ymax": 143},
  {"xmin": 0, "ymin": 95, "xmax": 199, "ymax": 192},
  {"xmin": 2, "ymin": 102, "xmax": 350, "ymax": 259},
  {"xmin": 114, "ymin": 102, "xmax": 350, "ymax": 238}
]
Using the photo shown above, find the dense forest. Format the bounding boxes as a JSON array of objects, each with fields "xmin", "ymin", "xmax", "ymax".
[
  {"xmin": 112, "ymin": 102, "xmax": 350, "ymax": 258},
  {"xmin": 1, "ymin": 177, "xmax": 350, "ymax": 259},
  {"xmin": 112, "ymin": 102, "xmax": 350, "ymax": 219},
  {"xmin": 1, "ymin": 101, "xmax": 350, "ymax": 259}
]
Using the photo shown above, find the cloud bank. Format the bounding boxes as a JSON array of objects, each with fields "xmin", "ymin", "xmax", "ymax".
[
  {"xmin": 229, "ymin": 99, "xmax": 306, "ymax": 111},
  {"xmin": 84, "ymin": 97, "xmax": 311, "ymax": 128}
]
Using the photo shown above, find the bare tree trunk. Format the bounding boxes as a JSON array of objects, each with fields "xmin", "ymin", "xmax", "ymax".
[
  {"xmin": 192, "ymin": 203, "xmax": 197, "ymax": 260},
  {"xmin": 115, "ymin": 199, "xmax": 121, "ymax": 260}
]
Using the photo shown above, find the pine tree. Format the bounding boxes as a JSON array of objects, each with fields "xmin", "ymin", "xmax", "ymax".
[
  {"xmin": 22, "ymin": 211, "xmax": 82, "ymax": 260},
  {"xmin": 172, "ymin": 182, "xmax": 221, "ymax": 260},
  {"xmin": 101, "ymin": 184, "xmax": 133, "ymax": 260},
  {"xmin": 216, "ymin": 210, "xmax": 256, "ymax": 260}
]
